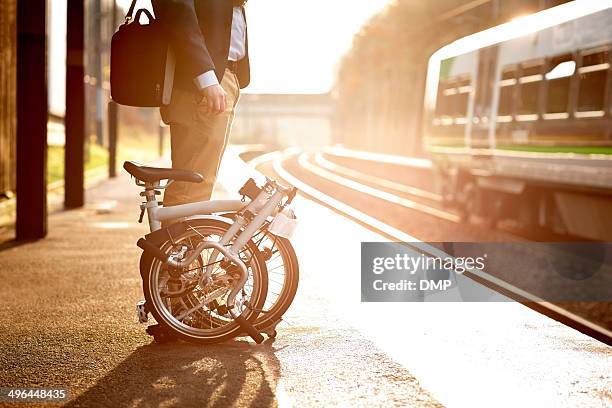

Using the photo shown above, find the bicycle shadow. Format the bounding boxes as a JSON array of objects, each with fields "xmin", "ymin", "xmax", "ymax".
[{"xmin": 64, "ymin": 339, "xmax": 282, "ymax": 408}]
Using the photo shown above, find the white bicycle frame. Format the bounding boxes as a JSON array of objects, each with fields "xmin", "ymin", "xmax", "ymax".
[{"xmin": 136, "ymin": 177, "xmax": 291, "ymax": 315}]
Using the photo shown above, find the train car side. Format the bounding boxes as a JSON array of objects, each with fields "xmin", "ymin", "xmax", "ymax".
[{"xmin": 423, "ymin": 2, "xmax": 612, "ymax": 240}]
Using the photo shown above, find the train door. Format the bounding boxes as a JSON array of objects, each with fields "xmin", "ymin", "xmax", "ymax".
[{"xmin": 471, "ymin": 45, "xmax": 499, "ymax": 149}]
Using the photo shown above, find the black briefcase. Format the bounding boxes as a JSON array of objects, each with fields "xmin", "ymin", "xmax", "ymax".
[{"xmin": 110, "ymin": 1, "xmax": 173, "ymax": 107}]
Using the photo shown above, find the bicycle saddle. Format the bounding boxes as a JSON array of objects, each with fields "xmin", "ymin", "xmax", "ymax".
[{"xmin": 123, "ymin": 161, "xmax": 203, "ymax": 183}]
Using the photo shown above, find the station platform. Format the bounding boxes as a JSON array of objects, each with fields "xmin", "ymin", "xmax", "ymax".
[{"xmin": 0, "ymin": 146, "xmax": 609, "ymax": 407}]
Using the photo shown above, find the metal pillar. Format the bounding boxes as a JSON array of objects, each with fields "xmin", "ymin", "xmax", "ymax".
[
  {"xmin": 65, "ymin": 0, "xmax": 86, "ymax": 208},
  {"xmin": 108, "ymin": 0, "xmax": 119, "ymax": 178},
  {"xmin": 108, "ymin": 101, "xmax": 117, "ymax": 177},
  {"xmin": 93, "ymin": 0, "xmax": 104, "ymax": 146},
  {"xmin": 16, "ymin": 0, "xmax": 47, "ymax": 239},
  {"xmin": 158, "ymin": 121, "xmax": 165, "ymax": 158}
]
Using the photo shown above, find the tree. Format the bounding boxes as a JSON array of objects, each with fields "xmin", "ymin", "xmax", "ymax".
[{"xmin": 333, "ymin": 0, "xmax": 568, "ymax": 155}]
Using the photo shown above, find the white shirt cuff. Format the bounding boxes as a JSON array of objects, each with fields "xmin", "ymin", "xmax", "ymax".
[{"xmin": 194, "ymin": 70, "xmax": 219, "ymax": 90}]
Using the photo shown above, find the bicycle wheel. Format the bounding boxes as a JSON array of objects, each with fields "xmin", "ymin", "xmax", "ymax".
[
  {"xmin": 140, "ymin": 218, "xmax": 268, "ymax": 344},
  {"xmin": 220, "ymin": 213, "xmax": 300, "ymax": 332},
  {"xmin": 250, "ymin": 229, "xmax": 299, "ymax": 332}
]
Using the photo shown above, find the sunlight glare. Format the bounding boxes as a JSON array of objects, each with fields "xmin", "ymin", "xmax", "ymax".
[
  {"xmin": 545, "ymin": 61, "xmax": 576, "ymax": 80},
  {"xmin": 433, "ymin": 0, "xmax": 612, "ymax": 60},
  {"xmin": 115, "ymin": 0, "xmax": 392, "ymax": 94}
]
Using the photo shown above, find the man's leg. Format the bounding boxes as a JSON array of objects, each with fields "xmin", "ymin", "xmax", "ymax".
[{"xmin": 163, "ymin": 68, "xmax": 240, "ymax": 208}]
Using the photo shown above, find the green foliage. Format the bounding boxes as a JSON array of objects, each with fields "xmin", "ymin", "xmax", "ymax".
[
  {"xmin": 439, "ymin": 58, "xmax": 455, "ymax": 80},
  {"xmin": 47, "ymin": 143, "xmax": 108, "ymax": 186},
  {"xmin": 496, "ymin": 145, "xmax": 612, "ymax": 155},
  {"xmin": 46, "ymin": 123, "xmax": 162, "ymax": 187}
]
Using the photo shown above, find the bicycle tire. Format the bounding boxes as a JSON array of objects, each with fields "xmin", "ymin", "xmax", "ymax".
[
  {"xmin": 219, "ymin": 213, "xmax": 299, "ymax": 332},
  {"xmin": 140, "ymin": 218, "xmax": 268, "ymax": 344},
  {"xmin": 252, "ymin": 232, "xmax": 299, "ymax": 332}
]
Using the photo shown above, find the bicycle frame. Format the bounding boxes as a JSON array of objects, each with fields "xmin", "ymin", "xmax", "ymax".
[
  {"xmin": 137, "ymin": 178, "xmax": 290, "ymax": 313},
  {"xmin": 146, "ymin": 196, "xmax": 245, "ymax": 232}
]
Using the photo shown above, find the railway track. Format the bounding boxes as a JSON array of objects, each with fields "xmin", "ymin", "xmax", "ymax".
[{"xmin": 248, "ymin": 147, "xmax": 612, "ymax": 346}]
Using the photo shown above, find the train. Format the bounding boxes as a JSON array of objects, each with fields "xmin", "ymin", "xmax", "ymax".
[{"xmin": 423, "ymin": 0, "xmax": 612, "ymax": 241}]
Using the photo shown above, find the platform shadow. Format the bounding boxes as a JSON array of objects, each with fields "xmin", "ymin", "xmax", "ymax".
[
  {"xmin": 64, "ymin": 340, "xmax": 281, "ymax": 408},
  {"xmin": 0, "ymin": 237, "xmax": 37, "ymax": 252}
]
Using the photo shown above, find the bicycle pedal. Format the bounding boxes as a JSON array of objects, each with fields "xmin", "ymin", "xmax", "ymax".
[
  {"xmin": 136, "ymin": 300, "xmax": 149, "ymax": 324},
  {"xmin": 262, "ymin": 319, "xmax": 281, "ymax": 338}
]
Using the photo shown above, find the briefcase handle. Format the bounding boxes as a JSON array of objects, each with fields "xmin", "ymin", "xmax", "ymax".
[{"xmin": 123, "ymin": 0, "xmax": 155, "ymax": 25}]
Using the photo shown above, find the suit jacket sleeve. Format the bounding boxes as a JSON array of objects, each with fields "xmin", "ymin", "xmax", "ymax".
[{"xmin": 153, "ymin": 0, "xmax": 215, "ymax": 79}]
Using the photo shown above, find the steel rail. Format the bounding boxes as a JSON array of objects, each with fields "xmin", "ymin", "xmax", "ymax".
[{"xmin": 247, "ymin": 148, "xmax": 612, "ymax": 346}]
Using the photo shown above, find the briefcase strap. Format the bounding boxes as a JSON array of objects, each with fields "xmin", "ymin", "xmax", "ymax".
[{"xmin": 125, "ymin": 0, "xmax": 139, "ymax": 23}]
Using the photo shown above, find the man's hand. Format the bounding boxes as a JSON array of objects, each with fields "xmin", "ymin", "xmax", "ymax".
[{"xmin": 200, "ymin": 84, "xmax": 227, "ymax": 115}]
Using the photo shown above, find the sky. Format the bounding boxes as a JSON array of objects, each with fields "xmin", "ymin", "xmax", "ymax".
[
  {"xmin": 239, "ymin": 0, "xmax": 392, "ymax": 93},
  {"xmin": 49, "ymin": 0, "xmax": 67, "ymax": 115},
  {"xmin": 114, "ymin": 0, "xmax": 392, "ymax": 93},
  {"xmin": 49, "ymin": 0, "xmax": 391, "ymax": 113}
]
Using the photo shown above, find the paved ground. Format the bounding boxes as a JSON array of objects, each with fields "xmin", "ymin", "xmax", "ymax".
[
  {"xmin": 0, "ymin": 156, "xmax": 440, "ymax": 407},
  {"xmin": 0, "ymin": 148, "xmax": 610, "ymax": 408},
  {"xmin": 252, "ymin": 150, "xmax": 612, "ymax": 408}
]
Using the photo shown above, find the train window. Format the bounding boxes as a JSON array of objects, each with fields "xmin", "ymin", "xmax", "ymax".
[
  {"xmin": 435, "ymin": 80, "xmax": 448, "ymax": 117},
  {"xmin": 577, "ymin": 48, "xmax": 610, "ymax": 114},
  {"xmin": 452, "ymin": 77, "xmax": 471, "ymax": 118},
  {"xmin": 501, "ymin": 67, "xmax": 516, "ymax": 81},
  {"xmin": 498, "ymin": 67, "xmax": 516, "ymax": 117},
  {"xmin": 545, "ymin": 54, "xmax": 574, "ymax": 115},
  {"xmin": 517, "ymin": 63, "xmax": 543, "ymax": 117},
  {"xmin": 435, "ymin": 76, "xmax": 471, "ymax": 121},
  {"xmin": 521, "ymin": 62, "xmax": 543, "ymax": 77},
  {"xmin": 498, "ymin": 87, "xmax": 514, "ymax": 116},
  {"xmin": 519, "ymin": 81, "xmax": 540, "ymax": 116},
  {"xmin": 436, "ymin": 80, "xmax": 457, "ymax": 118},
  {"xmin": 582, "ymin": 49, "xmax": 609, "ymax": 67}
]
